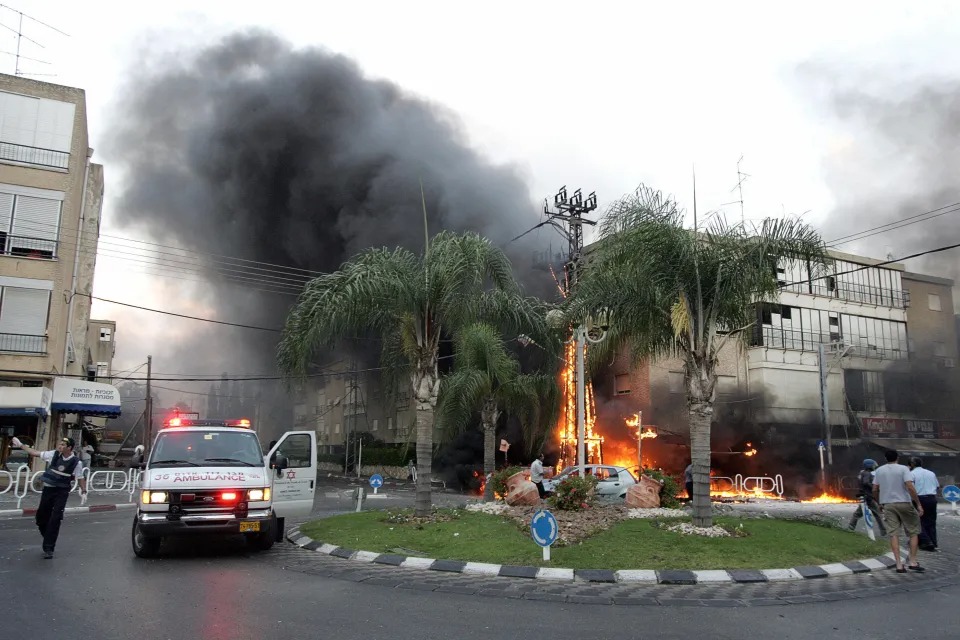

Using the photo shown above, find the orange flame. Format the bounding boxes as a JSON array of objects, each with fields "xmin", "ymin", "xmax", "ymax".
[{"xmin": 801, "ymin": 491, "xmax": 857, "ymax": 504}]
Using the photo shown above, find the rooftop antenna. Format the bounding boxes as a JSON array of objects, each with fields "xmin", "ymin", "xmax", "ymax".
[
  {"xmin": 733, "ymin": 154, "xmax": 749, "ymax": 224},
  {"xmin": 0, "ymin": 4, "xmax": 69, "ymax": 77}
]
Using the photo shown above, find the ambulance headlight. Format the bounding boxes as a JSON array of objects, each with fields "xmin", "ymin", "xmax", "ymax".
[
  {"xmin": 141, "ymin": 491, "xmax": 168, "ymax": 504},
  {"xmin": 248, "ymin": 488, "xmax": 270, "ymax": 501}
]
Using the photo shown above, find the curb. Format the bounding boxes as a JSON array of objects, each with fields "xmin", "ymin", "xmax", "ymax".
[
  {"xmin": 284, "ymin": 527, "xmax": 900, "ymax": 585},
  {"xmin": 0, "ymin": 502, "xmax": 137, "ymax": 518}
]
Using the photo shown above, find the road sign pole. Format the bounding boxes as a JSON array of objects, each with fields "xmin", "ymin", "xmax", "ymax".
[{"xmin": 543, "ymin": 544, "xmax": 550, "ymax": 561}]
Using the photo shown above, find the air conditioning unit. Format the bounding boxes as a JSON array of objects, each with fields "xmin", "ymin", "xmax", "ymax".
[
  {"xmin": 66, "ymin": 332, "xmax": 76, "ymax": 364},
  {"xmin": 940, "ymin": 358, "xmax": 955, "ymax": 369}
]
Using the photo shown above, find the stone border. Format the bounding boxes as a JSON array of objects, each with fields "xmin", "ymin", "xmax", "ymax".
[
  {"xmin": 285, "ymin": 526, "xmax": 901, "ymax": 585},
  {"xmin": 0, "ymin": 502, "xmax": 136, "ymax": 518}
]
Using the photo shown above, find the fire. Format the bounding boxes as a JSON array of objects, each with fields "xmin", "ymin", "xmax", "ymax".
[
  {"xmin": 472, "ymin": 470, "xmax": 486, "ymax": 497},
  {"xmin": 801, "ymin": 491, "xmax": 857, "ymax": 504},
  {"xmin": 556, "ymin": 340, "xmax": 602, "ymax": 471},
  {"xmin": 743, "ymin": 442, "xmax": 758, "ymax": 457}
]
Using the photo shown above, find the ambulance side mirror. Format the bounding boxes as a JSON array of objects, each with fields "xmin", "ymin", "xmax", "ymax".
[{"xmin": 271, "ymin": 455, "xmax": 288, "ymax": 477}]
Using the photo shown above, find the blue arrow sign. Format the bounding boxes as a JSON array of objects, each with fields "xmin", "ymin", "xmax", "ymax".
[
  {"xmin": 943, "ymin": 484, "xmax": 960, "ymax": 503},
  {"xmin": 369, "ymin": 474, "xmax": 384, "ymax": 489},
  {"xmin": 816, "ymin": 440, "xmax": 826, "ymax": 449},
  {"xmin": 531, "ymin": 509, "xmax": 558, "ymax": 547}
]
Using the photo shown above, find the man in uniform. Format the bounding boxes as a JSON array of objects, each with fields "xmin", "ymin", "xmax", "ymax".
[{"xmin": 12, "ymin": 436, "xmax": 88, "ymax": 558}]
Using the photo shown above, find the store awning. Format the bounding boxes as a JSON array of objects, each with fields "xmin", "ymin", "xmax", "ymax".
[
  {"xmin": 864, "ymin": 437, "xmax": 960, "ymax": 458},
  {"xmin": 51, "ymin": 379, "xmax": 121, "ymax": 418},
  {"xmin": 0, "ymin": 386, "xmax": 51, "ymax": 418}
]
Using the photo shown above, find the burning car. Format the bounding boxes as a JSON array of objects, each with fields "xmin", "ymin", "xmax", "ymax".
[{"xmin": 542, "ymin": 464, "xmax": 637, "ymax": 499}]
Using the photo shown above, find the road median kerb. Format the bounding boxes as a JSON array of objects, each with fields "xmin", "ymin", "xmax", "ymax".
[
  {"xmin": 284, "ymin": 526, "xmax": 900, "ymax": 585},
  {"xmin": 0, "ymin": 502, "xmax": 136, "ymax": 518}
]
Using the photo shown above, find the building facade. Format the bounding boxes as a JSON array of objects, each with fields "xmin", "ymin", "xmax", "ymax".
[{"xmin": 0, "ymin": 74, "xmax": 119, "ymax": 466}]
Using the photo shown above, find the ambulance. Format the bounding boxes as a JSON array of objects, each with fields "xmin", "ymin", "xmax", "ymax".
[{"xmin": 132, "ymin": 415, "xmax": 316, "ymax": 558}]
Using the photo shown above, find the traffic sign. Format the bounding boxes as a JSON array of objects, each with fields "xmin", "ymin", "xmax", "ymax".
[
  {"xmin": 943, "ymin": 484, "xmax": 960, "ymax": 503},
  {"xmin": 531, "ymin": 509, "xmax": 558, "ymax": 547},
  {"xmin": 369, "ymin": 474, "xmax": 384, "ymax": 494},
  {"xmin": 862, "ymin": 500, "xmax": 874, "ymax": 528},
  {"xmin": 816, "ymin": 440, "xmax": 826, "ymax": 449}
]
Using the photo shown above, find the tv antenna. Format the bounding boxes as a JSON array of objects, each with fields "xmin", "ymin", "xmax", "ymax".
[
  {"xmin": 0, "ymin": 4, "xmax": 69, "ymax": 77},
  {"xmin": 732, "ymin": 155, "xmax": 749, "ymax": 224}
]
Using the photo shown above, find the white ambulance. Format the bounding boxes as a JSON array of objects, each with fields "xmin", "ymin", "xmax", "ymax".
[{"xmin": 132, "ymin": 417, "xmax": 316, "ymax": 558}]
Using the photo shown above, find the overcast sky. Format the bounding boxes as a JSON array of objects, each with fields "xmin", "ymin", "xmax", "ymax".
[{"xmin": 4, "ymin": 1, "xmax": 960, "ymax": 401}]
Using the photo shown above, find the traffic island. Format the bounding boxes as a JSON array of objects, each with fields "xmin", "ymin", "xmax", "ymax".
[{"xmin": 289, "ymin": 505, "xmax": 896, "ymax": 583}]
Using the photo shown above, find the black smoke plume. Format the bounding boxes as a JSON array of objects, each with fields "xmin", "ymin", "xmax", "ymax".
[{"xmin": 104, "ymin": 31, "xmax": 552, "ymax": 404}]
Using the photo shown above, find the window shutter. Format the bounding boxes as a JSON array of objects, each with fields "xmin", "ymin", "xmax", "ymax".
[
  {"xmin": 0, "ymin": 92, "xmax": 39, "ymax": 147},
  {"xmin": 33, "ymin": 99, "xmax": 75, "ymax": 153},
  {"xmin": 0, "ymin": 192, "xmax": 12, "ymax": 251},
  {"xmin": 0, "ymin": 287, "xmax": 49, "ymax": 351},
  {"xmin": 11, "ymin": 195, "xmax": 60, "ymax": 256}
]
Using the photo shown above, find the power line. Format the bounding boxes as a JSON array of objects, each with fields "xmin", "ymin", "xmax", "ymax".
[
  {"xmin": 826, "ymin": 201, "xmax": 960, "ymax": 247},
  {"xmin": 76, "ymin": 293, "xmax": 283, "ymax": 332}
]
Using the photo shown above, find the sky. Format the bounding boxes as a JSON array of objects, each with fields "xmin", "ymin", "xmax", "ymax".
[{"xmin": 3, "ymin": 1, "xmax": 960, "ymax": 404}]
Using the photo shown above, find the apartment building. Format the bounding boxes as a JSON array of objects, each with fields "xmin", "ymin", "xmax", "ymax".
[{"xmin": 0, "ymin": 74, "xmax": 120, "ymax": 465}]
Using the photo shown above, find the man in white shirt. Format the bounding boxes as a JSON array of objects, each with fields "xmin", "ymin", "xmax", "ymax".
[
  {"xmin": 12, "ymin": 436, "xmax": 88, "ymax": 559},
  {"xmin": 909, "ymin": 457, "xmax": 940, "ymax": 551},
  {"xmin": 530, "ymin": 453, "xmax": 546, "ymax": 500},
  {"xmin": 873, "ymin": 449, "xmax": 924, "ymax": 573}
]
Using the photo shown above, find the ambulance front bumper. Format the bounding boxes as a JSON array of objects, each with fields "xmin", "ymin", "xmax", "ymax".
[{"xmin": 137, "ymin": 508, "xmax": 273, "ymax": 536}]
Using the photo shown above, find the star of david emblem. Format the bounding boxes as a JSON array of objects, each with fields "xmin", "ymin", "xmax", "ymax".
[{"xmin": 286, "ymin": 471, "xmax": 296, "ymax": 479}]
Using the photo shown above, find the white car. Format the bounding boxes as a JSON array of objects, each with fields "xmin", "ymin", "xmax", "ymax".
[{"xmin": 542, "ymin": 464, "xmax": 638, "ymax": 499}]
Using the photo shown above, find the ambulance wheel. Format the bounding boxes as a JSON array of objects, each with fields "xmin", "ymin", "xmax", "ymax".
[
  {"xmin": 132, "ymin": 518, "xmax": 161, "ymax": 558},
  {"xmin": 247, "ymin": 514, "xmax": 276, "ymax": 551}
]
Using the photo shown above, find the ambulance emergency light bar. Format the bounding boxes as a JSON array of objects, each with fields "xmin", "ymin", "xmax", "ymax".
[{"xmin": 164, "ymin": 417, "xmax": 252, "ymax": 429}]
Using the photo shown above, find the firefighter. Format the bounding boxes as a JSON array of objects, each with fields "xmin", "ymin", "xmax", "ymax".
[{"xmin": 848, "ymin": 458, "xmax": 886, "ymax": 536}]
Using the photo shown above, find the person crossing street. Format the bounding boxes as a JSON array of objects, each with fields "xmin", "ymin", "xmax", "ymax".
[{"xmin": 11, "ymin": 436, "xmax": 88, "ymax": 559}]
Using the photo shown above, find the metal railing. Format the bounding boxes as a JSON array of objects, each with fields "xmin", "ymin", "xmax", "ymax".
[
  {"xmin": 0, "ymin": 333, "xmax": 47, "ymax": 354},
  {"xmin": 0, "ymin": 465, "xmax": 142, "ymax": 509},
  {"xmin": 781, "ymin": 281, "xmax": 909, "ymax": 309},
  {"xmin": 0, "ymin": 141, "xmax": 70, "ymax": 170},
  {"xmin": 0, "ymin": 233, "xmax": 58, "ymax": 259},
  {"xmin": 751, "ymin": 326, "xmax": 833, "ymax": 352}
]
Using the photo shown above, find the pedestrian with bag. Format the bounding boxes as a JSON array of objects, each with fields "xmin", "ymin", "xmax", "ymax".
[{"xmin": 11, "ymin": 436, "xmax": 88, "ymax": 559}]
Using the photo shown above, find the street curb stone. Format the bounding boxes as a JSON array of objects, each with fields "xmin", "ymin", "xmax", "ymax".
[
  {"xmin": 0, "ymin": 502, "xmax": 136, "ymax": 518},
  {"xmin": 283, "ymin": 526, "xmax": 899, "ymax": 585}
]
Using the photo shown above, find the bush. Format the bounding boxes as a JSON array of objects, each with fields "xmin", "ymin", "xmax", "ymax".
[
  {"xmin": 549, "ymin": 475, "xmax": 598, "ymax": 511},
  {"xmin": 359, "ymin": 447, "xmax": 414, "ymax": 466},
  {"xmin": 490, "ymin": 466, "xmax": 525, "ymax": 497},
  {"xmin": 642, "ymin": 468, "xmax": 681, "ymax": 509}
]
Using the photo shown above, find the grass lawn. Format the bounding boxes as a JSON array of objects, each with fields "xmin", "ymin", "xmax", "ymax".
[{"xmin": 298, "ymin": 510, "xmax": 887, "ymax": 570}]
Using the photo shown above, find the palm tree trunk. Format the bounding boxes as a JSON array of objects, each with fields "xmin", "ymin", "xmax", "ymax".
[
  {"xmin": 414, "ymin": 405, "xmax": 434, "ymax": 517},
  {"xmin": 689, "ymin": 399, "xmax": 713, "ymax": 527},
  {"xmin": 482, "ymin": 421, "xmax": 496, "ymax": 502}
]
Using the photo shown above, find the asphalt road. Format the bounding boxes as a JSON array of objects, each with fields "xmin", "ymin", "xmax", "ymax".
[{"xmin": 1, "ymin": 483, "xmax": 957, "ymax": 640}]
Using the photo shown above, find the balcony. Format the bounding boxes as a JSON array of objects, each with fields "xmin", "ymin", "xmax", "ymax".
[
  {"xmin": 0, "ymin": 141, "xmax": 70, "ymax": 170},
  {"xmin": 750, "ymin": 326, "xmax": 908, "ymax": 360},
  {"xmin": 781, "ymin": 281, "xmax": 909, "ymax": 309},
  {"xmin": 0, "ymin": 333, "xmax": 47, "ymax": 354},
  {"xmin": 0, "ymin": 233, "xmax": 58, "ymax": 260}
]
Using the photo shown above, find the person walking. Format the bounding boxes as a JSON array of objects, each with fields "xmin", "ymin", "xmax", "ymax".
[
  {"xmin": 908, "ymin": 457, "xmax": 940, "ymax": 551},
  {"xmin": 11, "ymin": 436, "xmax": 88, "ymax": 559},
  {"xmin": 848, "ymin": 458, "xmax": 887, "ymax": 535},
  {"xmin": 873, "ymin": 449, "xmax": 924, "ymax": 573},
  {"xmin": 530, "ymin": 453, "xmax": 546, "ymax": 500}
]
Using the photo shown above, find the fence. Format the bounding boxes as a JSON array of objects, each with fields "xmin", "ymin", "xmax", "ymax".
[
  {"xmin": 708, "ymin": 474, "xmax": 785, "ymax": 499},
  {"xmin": 0, "ymin": 465, "xmax": 142, "ymax": 509}
]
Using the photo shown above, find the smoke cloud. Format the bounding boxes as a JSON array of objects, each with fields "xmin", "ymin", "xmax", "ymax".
[
  {"xmin": 799, "ymin": 66, "xmax": 960, "ymax": 293},
  {"xmin": 104, "ymin": 30, "xmax": 551, "ymax": 384}
]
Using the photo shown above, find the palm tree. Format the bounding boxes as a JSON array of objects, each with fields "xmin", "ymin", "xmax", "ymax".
[
  {"xmin": 436, "ymin": 322, "xmax": 559, "ymax": 501},
  {"xmin": 277, "ymin": 231, "xmax": 542, "ymax": 516},
  {"xmin": 568, "ymin": 185, "xmax": 829, "ymax": 527}
]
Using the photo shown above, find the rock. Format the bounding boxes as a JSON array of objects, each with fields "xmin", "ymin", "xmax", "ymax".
[
  {"xmin": 504, "ymin": 471, "xmax": 540, "ymax": 506},
  {"xmin": 625, "ymin": 474, "xmax": 662, "ymax": 509}
]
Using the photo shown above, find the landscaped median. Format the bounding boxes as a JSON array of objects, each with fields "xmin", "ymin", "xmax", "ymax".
[{"xmin": 296, "ymin": 504, "xmax": 887, "ymax": 571}]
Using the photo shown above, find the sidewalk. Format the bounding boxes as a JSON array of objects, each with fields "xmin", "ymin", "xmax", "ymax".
[{"xmin": 0, "ymin": 490, "xmax": 136, "ymax": 518}]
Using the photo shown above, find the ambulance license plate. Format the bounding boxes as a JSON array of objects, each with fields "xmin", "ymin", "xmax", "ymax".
[{"xmin": 239, "ymin": 521, "xmax": 260, "ymax": 532}]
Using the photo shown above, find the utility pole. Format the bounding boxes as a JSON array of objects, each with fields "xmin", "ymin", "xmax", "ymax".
[
  {"xmin": 144, "ymin": 355, "xmax": 153, "ymax": 452},
  {"xmin": 818, "ymin": 343, "xmax": 831, "ymax": 467},
  {"xmin": 544, "ymin": 186, "xmax": 597, "ymax": 477}
]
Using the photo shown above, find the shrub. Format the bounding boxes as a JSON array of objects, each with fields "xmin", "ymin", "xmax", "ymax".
[
  {"xmin": 642, "ymin": 468, "xmax": 681, "ymax": 509},
  {"xmin": 549, "ymin": 475, "xmax": 598, "ymax": 511},
  {"xmin": 490, "ymin": 466, "xmax": 525, "ymax": 497}
]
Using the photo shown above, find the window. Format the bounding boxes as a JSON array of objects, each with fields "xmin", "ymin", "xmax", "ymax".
[
  {"xmin": 372, "ymin": 419, "xmax": 379, "ymax": 431},
  {"xmin": 928, "ymin": 294, "xmax": 942, "ymax": 312},
  {"xmin": 0, "ymin": 280, "xmax": 51, "ymax": 353},
  {"xmin": 99, "ymin": 327, "xmax": 112, "ymax": 341},
  {"xmin": 334, "ymin": 423, "xmax": 341, "ymax": 434},
  {"xmin": 934, "ymin": 342, "xmax": 948, "ymax": 358},
  {"xmin": 95, "ymin": 362, "xmax": 108, "ymax": 377},
  {"xmin": 0, "ymin": 186, "xmax": 63, "ymax": 259},
  {"xmin": 614, "ymin": 373, "xmax": 631, "ymax": 395},
  {"xmin": 273, "ymin": 433, "xmax": 311, "ymax": 468},
  {"xmin": 0, "ymin": 91, "xmax": 75, "ymax": 169},
  {"xmin": 387, "ymin": 417, "xmax": 394, "ymax": 430},
  {"xmin": 668, "ymin": 371, "xmax": 684, "ymax": 394}
]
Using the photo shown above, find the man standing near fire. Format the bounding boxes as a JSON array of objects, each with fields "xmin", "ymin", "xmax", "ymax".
[
  {"xmin": 873, "ymin": 449, "xmax": 924, "ymax": 573},
  {"xmin": 848, "ymin": 459, "xmax": 886, "ymax": 536},
  {"xmin": 530, "ymin": 452, "xmax": 546, "ymax": 500},
  {"xmin": 11, "ymin": 436, "xmax": 88, "ymax": 559}
]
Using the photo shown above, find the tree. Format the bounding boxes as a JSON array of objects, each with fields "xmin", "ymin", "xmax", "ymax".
[
  {"xmin": 437, "ymin": 322, "xmax": 559, "ymax": 501},
  {"xmin": 277, "ymin": 231, "xmax": 542, "ymax": 516},
  {"xmin": 568, "ymin": 185, "xmax": 828, "ymax": 527}
]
